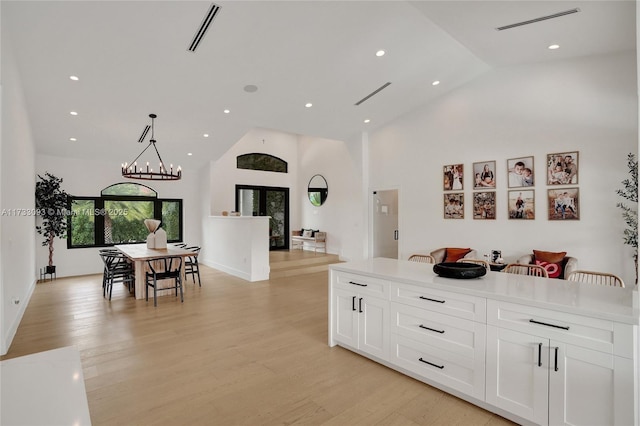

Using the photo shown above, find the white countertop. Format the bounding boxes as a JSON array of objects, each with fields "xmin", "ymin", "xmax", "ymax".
[
  {"xmin": 330, "ymin": 258, "xmax": 640, "ymax": 324},
  {"xmin": 1, "ymin": 346, "xmax": 92, "ymax": 425}
]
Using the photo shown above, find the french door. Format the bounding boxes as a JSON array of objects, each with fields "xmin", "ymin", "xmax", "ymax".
[{"xmin": 235, "ymin": 185, "xmax": 289, "ymax": 250}]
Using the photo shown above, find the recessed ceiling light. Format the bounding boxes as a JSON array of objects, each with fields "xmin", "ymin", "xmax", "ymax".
[
  {"xmin": 305, "ymin": 103, "xmax": 313, "ymax": 108},
  {"xmin": 376, "ymin": 50, "xmax": 385, "ymax": 57},
  {"xmin": 187, "ymin": 152, "xmax": 193, "ymax": 156},
  {"xmin": 244, "ymin": 84, "xmax": 258, "ymax": 93},
  {"xmin": 70, "ymin": 111, "xmax": 78, "ymax": 116},
  {"xmin": 364, "ymin": 119, "xmax": 370, "ymax": 123},
  {"xmin": 203, "ymin": 134, "xmax": 209, "ymax": 138},
  {"xmin": 548, "ymin": 44, "xmax": 560, "ymax": 50},
  {"xmin": 432, "ymin": 80, "xmax": 440, "ymax": 86},
  {"xmin": 223, "ymin": 109, "xmax": 230, "ymax": 114},
  {"xmin": 69, "ymin": 137, "xmax": 77, "ymax": 141},
  {"xmin": 69, "ymin": 75, "xmax": 79, "ymax": 81}
]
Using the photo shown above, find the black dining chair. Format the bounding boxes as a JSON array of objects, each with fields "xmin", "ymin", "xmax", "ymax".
[
  {"xmin": 184, "ymin": 246, "xmax": 201, "ymax": 286},
  {"xmin": 99, "ymin": 251, "xmax": 134, "ymax": 300},
  {"xmin": 145, "ymin": 256, "xmax": 183, "ymax": 307}
]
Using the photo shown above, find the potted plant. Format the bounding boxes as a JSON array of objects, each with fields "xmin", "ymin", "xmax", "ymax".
[
  {"xmin": 616, "ymin": 153, "xmax": 638, "ymax": 285},
  {"xmin": 35, "ymin": 173, "xmax": 70, "ymax": 276}
]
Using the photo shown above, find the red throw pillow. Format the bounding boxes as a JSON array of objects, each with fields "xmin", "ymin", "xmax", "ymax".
[
  {"xmin": 444, "ymin": 248, "xmax": 472, "ymax": 263},
  {"xmin": 533, "ymin": 250, "xmax": 567, "ymax": 279}
]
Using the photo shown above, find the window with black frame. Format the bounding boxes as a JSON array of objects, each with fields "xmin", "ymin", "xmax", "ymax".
[{"xmin": 67, "ymin": 183, "xmax": 182, "ymax": 248}]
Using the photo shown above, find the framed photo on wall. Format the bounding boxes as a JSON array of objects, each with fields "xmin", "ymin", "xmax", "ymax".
[
  {"xmin": 548, "ymin": 188, "xmax": 579, "ymax": 220},
  {"xmin": 507, "ymin": 156, "xmax": 534, "ymax": 188},
  {"xmin": 444, "ymin": 193, "xmax": 464, "ymax": 219},
  {"xmin": 547, "ymin": 151, "xmax": 579, "ymax": 185},
  {"xmin": 443, "ymin": 164, "xmax": 464, "ymax": 191},
  {"xmin": 473, "ymin": 191, "xmax": 496, "ymax": 220},
  {"xmin": 473, "ymin": 161, "xmax": 496, "ymax": 189},
  {"xmin": 508, "ymin": 190, "xmax": 535, "ymax": 219}
]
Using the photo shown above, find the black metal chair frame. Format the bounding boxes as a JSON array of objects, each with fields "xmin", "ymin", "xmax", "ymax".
[
  {"xmin": 184, "ymin": 246, "xmax": 201, "ymax": 286},
  {"xmin": 145, "ymin": 256, "xmax": 183, "ymax": 307},
  {"xmin": 99, "ymin": 251, "xmax": 135, "ymax": 300}
]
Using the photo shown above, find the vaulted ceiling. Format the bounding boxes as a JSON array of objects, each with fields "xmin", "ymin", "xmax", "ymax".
[{"xmin": 2, "ymin": 1, "xmax": 635, "ymax": 171}]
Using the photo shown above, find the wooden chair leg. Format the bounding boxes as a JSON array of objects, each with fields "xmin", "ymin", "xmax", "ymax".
[{"xmin": 153, "ymin": 277, "xmax": 158, "ymax": 307}]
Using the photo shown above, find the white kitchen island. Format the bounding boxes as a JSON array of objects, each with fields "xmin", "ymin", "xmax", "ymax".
[{"xmin": 328, "ymin": 258, "xmax": 639, "ymax": 426}]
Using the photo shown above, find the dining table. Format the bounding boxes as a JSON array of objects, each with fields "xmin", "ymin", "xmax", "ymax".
[{"xmin": 115, "ymin": 243, "xmax": 196, "ymax": 300}]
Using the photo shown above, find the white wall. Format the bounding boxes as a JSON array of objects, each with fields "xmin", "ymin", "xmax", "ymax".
[
  {"xmin": 204, "ymin": 127, "xmax": 366, "ymax": 260},
  {"xmin": 1, "ymin": 38, "xmax": 37, "ymax": 355},
  {"xmin": 369, "ymin": 51, "xmax": 638, "ymax": 285},
  {"xmin": 208, "ymin": 128, "xmax": 300, "ymax": 216},
  {"xmin": 298, "ymin": 134, "xmax": 364, "ymax": 260},
  {"xmin": 35, "ymin": 154, "xmax": 202, "ymax": 278},
  {"xmin": 201, "ymin": 216, "xmax": 270, "ymax": 281}
]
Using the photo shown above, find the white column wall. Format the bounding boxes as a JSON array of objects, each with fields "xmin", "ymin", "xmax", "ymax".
[{"xmin": 369, "ymin": 51, "xmax": 638, "ymax": 285}]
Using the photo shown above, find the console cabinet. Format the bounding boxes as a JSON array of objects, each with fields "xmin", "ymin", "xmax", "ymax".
[
  {"xmin": 331, "ymin": 271, "xmax": 390, "ymax": 360},
  {"xmin": 486, "ymin": 300, "xmax": 635, "ymax": 426},
  {"xmin": 328, "ymin": 259, "xmax": 639, "ymax": 426},
  {"xmin": 388, "ymin": 284, "xmax": 487, "ymax": 400}
]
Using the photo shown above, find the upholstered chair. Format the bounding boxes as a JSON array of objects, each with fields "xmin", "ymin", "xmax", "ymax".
[
  {"xmin": 430, "ymin": 248, "xmax": 478, "ymax": 263},
  {"xmin": 517, "ymin": 251, "xmax": 578, "ymax": 280}
]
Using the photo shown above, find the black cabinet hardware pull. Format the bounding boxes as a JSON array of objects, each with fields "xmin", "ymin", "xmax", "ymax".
[
  {"xmin": 418, "ymin": 357, "xmax": 444, "ymax": 369},
  {"xmin": 358, "ymin": 298, "xmax": 363, "ymax": 313},
  {"xmin": 352, "ymin": 296, "xmax": 356, "ymax": 311},
  {"xmin": 419, "ymin": 324, "xmax": 445, "ymax": 334},
  {"xmin": 419, "ymin": 296, "xmax": 445, "ymax": 304},
  {"xmin": 537, "ymin": 343, "xmax": 542, "ymax": 367},
  {"xmin": 554, "ymin": 347, "xmax": 559, "ymax": 372},
  {"xmin": 348, "ymin": 281, "xmax": 368, "ymax": 287},
  {"xmin": 529, "ymin": 319, "xmax": 569, "ymax": 330}
]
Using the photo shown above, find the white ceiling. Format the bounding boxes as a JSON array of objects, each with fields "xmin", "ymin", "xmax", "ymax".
[{"xmin": 2, "ymin": 1, "xmax": 636, "ymax": 172}]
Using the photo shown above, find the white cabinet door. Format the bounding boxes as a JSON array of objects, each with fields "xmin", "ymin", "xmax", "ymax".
[
  {"xmin": 333, "ymin": 288, "xmax": 389, "ymax": 360},
  {"xmin": 359, "ymin": 295, "xmax": 389, "ymax": 360},
  {"xmin": 486, "ymin": 326, "xmax": 549, "ymax": 425},
  {"xmin": 333, "ymin": 288, "xmax": 358, "ymax": 348},
  {"xmin": 548, "ymin": 342, "xmax": 635, "ymax": 426}
]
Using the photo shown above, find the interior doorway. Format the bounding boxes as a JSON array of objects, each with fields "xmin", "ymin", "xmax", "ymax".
[
  {"xmin": 236, "ymin": 185, "xmax": 289, "ymax": 250},
  {"xmin": 371, "ymin": 189, "xmax": 399, "ymax": 259}
]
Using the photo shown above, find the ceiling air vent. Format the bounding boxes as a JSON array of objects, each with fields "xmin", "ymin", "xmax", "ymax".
[
  {"xmin": 496, "ymin": 8, "xmax": 580, "ymax": 31},
  {"xmin": 137, "ymin": 125, "xmax": 151, "ymax": 143},
  {"xmin": 188, "ymin": 3, "xmax": 221, "ymax": 52},
  {"xmin": 355, "ymin": 82, "xmax": 392, "ymax": 106}
]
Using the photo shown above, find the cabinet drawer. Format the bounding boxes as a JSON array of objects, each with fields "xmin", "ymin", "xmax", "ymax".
[
  {"xmin": 487, "ymin": 300, "xmax": 633, "ymax": 358},
  {"xmin": 390, "ymin": 303, "xmax": 485, "ymax": 359},
  {"xmin": 332, "ymin": 271, "xmax": 389, "ymax": 298},
  {"xmin": 390, "ymin": 283, "xmax": 486, "ymax": 322},
  {"xmin": 390, "ymin": 334, "xmax": 485, "ymax": 400}
]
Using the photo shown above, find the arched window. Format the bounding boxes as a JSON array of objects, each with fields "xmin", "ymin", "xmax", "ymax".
[
  {"xmin": 237, "ymin": 153, "xmax": 288, "ymax": 173},
  {"xmin": 67, "ymin": 183, "xmax": 182, "ymax": 248},
  {"xmin": 101, "ymin": 182, "xmax": 157, "ymax": 197}
]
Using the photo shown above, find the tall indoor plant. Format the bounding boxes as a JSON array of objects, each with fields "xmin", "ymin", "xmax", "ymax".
[
  {"xmin": 616, "ymin": 153, "xmax": 638, "ymax": 285},
  {"xmin": 35, "ymin": 172, "xmax": 70, "ymax": 275}
]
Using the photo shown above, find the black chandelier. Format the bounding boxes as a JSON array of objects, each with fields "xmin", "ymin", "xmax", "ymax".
[{"xmin": 121, "ymin": 114, "xmax": 182, "ymax": 181}]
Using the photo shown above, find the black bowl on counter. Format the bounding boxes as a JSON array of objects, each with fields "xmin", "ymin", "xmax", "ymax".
[{"xmin": 433, "ymin": 262, "xmax": 486, "ymax": 279}]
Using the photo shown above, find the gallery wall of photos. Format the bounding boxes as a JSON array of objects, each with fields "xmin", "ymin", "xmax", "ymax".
[{"xmin": 443, "ymin": 152, "xmax": 579, "ymax": 221}]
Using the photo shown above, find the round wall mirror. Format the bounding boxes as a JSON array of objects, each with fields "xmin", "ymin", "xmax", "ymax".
[{"xmin": 308, "ymin": 174, "xmax": 328, "ymax": 206}]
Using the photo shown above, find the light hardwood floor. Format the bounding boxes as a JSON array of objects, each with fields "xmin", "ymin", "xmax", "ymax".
[{"xmin": 3, "ymin": 251, "xmax": 514, "ymax": 425}]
